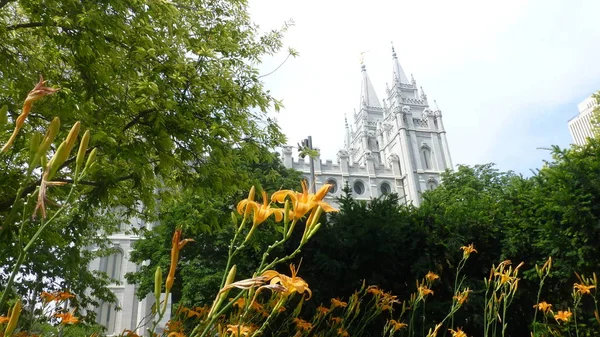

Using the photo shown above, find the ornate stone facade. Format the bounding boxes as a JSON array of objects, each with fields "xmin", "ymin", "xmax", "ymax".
[{"xmin": 283, "ymin": 47, "xmax": 453, "ymax": 206}]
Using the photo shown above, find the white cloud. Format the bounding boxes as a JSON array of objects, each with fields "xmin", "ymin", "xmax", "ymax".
[{"xmin": 249, "ymin": 0, "xmax": 600, "ymax": 174}]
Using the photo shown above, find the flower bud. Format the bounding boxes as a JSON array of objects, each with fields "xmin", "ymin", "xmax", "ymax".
[
  {"xmin": 154, "ymin": 266, "xmax": 162, "ymax": 306},
  {"xmin": 28, "ymin": 132, "xmax": 43, "ymax": 165},
  {"xmin": 35, "ymin": 117, "xmax": 61, "ymax": 165},
  {"xmin": 47, "ymin": 141, "xmax": 69, "ymax": 180},
  {"xmin": 65, "ymin": 121, "xmax": 80, "ymax": 152},
  {"xmin": 84, "ymin": 148, "xmax": 97, "ymax": 171},
  {"xmin": 225, "ymin": 265, "xmax": 237, "ymax": 286},
  {"xmin": 76, "ymin": 130, "xmax": 90, "ymax": 174},
  {"xmin": 5, "ymin": 299, "xmax": 22, "ymax": 337}
]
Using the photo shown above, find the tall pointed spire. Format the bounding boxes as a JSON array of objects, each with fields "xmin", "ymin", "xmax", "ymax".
[
  {"xmin": 391, "ymin": 43, "xmax": 410, "ymax": 84},
  {"xmin": 360, "ymin": 62, "xmax": 381, "ymax": 108}
]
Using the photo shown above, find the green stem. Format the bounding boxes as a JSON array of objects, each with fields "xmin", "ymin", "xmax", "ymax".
[
  {"xmin": 532, "ymin": 277, "xmax": 545, "ymax": 337},
  {"xmin": 193, "ymin": 291, "xmax": 246, "ymax": 337},
  {"xmin": 0, "ymin": 182, "xmax": 77, "ymax": 309}
]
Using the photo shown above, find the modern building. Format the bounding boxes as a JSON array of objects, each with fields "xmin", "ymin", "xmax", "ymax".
[
  {"xmin": 568, "ymin": 94, "xmax": 599, "ymax": 145},
  {"xmin": 283, "ymin": 47, "xmax": 453, "ymax": 206}
]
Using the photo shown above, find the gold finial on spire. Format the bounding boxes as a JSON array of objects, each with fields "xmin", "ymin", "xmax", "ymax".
[{"xmin": 359, "ymin": 50, "xmax": 369, "ymax": 65}]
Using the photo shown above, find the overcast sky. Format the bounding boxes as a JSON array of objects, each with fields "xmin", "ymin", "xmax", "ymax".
[{"xmin": 248, "ymin": 0, "xmax": 600, "ymax": 175}]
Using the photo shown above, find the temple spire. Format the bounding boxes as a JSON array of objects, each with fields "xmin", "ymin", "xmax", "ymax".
[
  {"xmin": 391, "ymin": 42, "xmax": 410, "ymax": 84},
  {"xmin": 360, "ymin": 61, "xmax": 381, "ymax": 108}
]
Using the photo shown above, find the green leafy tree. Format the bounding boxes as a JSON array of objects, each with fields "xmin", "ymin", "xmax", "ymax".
[{"xmin": 0, "ymin": 0, "xmax": 291, "ymax": 311}]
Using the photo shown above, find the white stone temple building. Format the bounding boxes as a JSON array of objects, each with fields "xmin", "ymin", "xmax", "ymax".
[
  {"xmin": 568, "ymin": 93, "xmax": 598, "ymax": 145},
  {"xmin": 88, "ymin": 216, "xmax": 169, "ymax": 336},
  {"xmin": 89, "ymin": 47, "xmax": 455, "ymax": 335},
  {"xmin": 283, "ymin": 47, "xmax": 453, "ymax": 206}
]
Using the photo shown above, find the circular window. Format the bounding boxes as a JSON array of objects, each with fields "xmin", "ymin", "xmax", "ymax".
[
  {"xmin": 381, "ymin": 182, "xmax": 391, "ymax": 195},
  {"xmin": 326, "ymin": 179, "xmax": 338, "ymax": 194},
  {"xmin": 353, "ymin": 181, "xmax": 365, "ymax": 195}
]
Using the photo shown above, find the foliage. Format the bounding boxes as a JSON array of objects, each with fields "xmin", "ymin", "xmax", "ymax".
[{"xmin": 0, "ymin": 0, "xmax": 292, "ymax": 310}]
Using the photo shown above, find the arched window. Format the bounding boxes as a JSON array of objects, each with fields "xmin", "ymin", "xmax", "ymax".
[
  {"xmin": 326, "ymin": 178, "xmax": 338, "ymax": 194},
  {"xmin": 97, "ymin": 301, "xmax": 117, "ymax": 335},
  {"xmin": 427, "ymin": 179, "xmax": 438, "ymax": 191},
  {"xmin": 380, "ymin": 182, "xmax": 392, "ymax": 195},
  {"xmin": 99, "ymin": 249, "xmax": 123, "ymax": 282},
  {"xmin": 421, "ymin": 145, "xmax": 432, "ymax": 170},
  {"xmin": 353, "ymin": 180, "xmax": 365, "ymax": 195}
]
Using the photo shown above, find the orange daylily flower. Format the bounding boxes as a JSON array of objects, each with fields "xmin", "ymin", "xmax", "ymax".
[
  {"xmin": 40, "ymin": 291, "xmax": 55, "ymax": 303},
  {"xmin": 533, "ymin": 301, "xmax": 552, "ymax": 314},
  {"xmin": 453, "ymin": 288, "xmax": 471, "ymax": 305},
  {"xmin": 293, "ymin": 318, "xmax": 313, "ymax": 331},
  {"xmin": 330, "ymin": 316, "xmax": 343, "ymax": 324},
  {"xmin": 1, "ymin": 76, "xmax": 60, "ymax": 153},
  {"xmin": 554, "ymin": 310, "xmax": 572, "ymax": 323},
  {"xmin": 122, "ymin": 330, "xmax": 141, "ymax": 337},
  {"xmin": 494, "ymin": 271, "xmax": 514, "ymax": 285},
  {"xmin": 167, "ymin": 332, "xmax": 185, "ymax": 337},
  {"xmin": 166, "ymin": 229, "xmax": 194, "ymax": 293},
  {"xmin": 574, "ymin": 283, "xmax": 595, "ymax": 295},
  {"xmin": 331, "ymin": 298, "xmax": 348, "ymax": 308},
  {"xmin": 316, "ymin": 305, "xmax": 330, "ymax": 315},
  {"xmin": 337, "ymin": 327, "xmax": 349, "ymax": 337},
  {"xmin": 55, "ymin": 311, "xmax": 79, "ymax": 325},
  {"xmin": 271, "ymin": 180, "xmax": 337, "ymax": 220},
  {"xmin": 448, "ymin": 327, "xmax": 467, "ymax": 337},
  {"xmin": 425, "ymin": 271, "xmax": 440, "ymax": 283},
  {"xmin": 367, "ymin": 285, "xmax": 384, "ymax": 296},
  {"xmin": 262, "ymin": 263, "xmax": 312, "ymax": 299},
  {"xmin": 388, "ymin": 319, "xmax": 408, "ymax": 332},
  {"xmin": 460, "ymin": 244, "xmax": 477, "ymax": 258},
  {"xmin": 418, "ymin": 285, "xmax": 434, "ymax": 297},
  {"xmin": 237, "ymin": 190, "xmax": 285, "ymax": 239},
  {"xmin": 226, "ymin": 324, "xmax": 256, "ymax": 337},
  {"xmin": 0, "ymin": 315, "xmax": 9, "ymax": 324}
]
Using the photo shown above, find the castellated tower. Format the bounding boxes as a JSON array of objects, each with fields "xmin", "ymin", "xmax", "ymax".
[{"xmin": 283, "ymin": 46, "xmax": 453, "ymax": 206}]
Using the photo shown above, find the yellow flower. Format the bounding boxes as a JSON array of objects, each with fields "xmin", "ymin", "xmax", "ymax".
[
  {"xmin": 425, "ymin": 271, "xmax": 440, "ymax": 283},
  {"xmin": 316, "ymin": 306, "xmax": 330, "ymax": 315},
  {"xmin": 388, "ymin": 319, "xmax": 408, "ymax": 332},
  {"xmin": 494, "ymin": 271, "xmax": 513, "ymax": 285},
  {"xmin": 460, "ymin": 244, "xmax": 477, "ymax": 258},
  {"xmin": 533, "ymin": 301, "xmax": 552, "ymax": 314},
  {"xmin": 271, "ymin": 180, "xmax": 337, "ymax": 220},
  {"xmin": 554, "ymin": 310, "xmax": 572, "ymax": 323},
  {"xmin": 418, "ymin": 285, "xmax": 434, "ymax": 297},
  {"xmin": 237, "ymin": 190, "xmax": 284, "ymax": 228},
  {"xmin": 262, "ymin": 263, "xmax": 312, "ymax": 299},
  {"xmin": 574, "ymin": 283, "xmax": 595, "ymax": 295},
  {"xmin": 330, "ymin": 316, "xmax": 343, "ymax": 324},
  {"xmin": 453, "ymin": 288, "xmax": 471, "ymax": 305},
  {"xmin": 55, "ymin": 311, "xmax": 79, "ymax": 325},
  {"xmin": 331, "ymin": 298, "xmax": 348, "ymax": 308},
  {"xmin": 448, "ymin": 327, "xmax": 467, "ymax": 337},
  {"xmin": 226, "ymin": 324, "xmax": 256, "ymax": 337},
  {"xmin": 337, "ymin": 327, "xmax": 349, "ymax": 337},
  {"xmin": 166, "ymin": 229, "xmax": 194, "ymax": 293},
  {"xmin": 367, "ymin": 285, "xmax": 384, "ymax": 296},
  {"xmin": 167, "ymin": 332, "xmax": 186, "ymax": 337},
  {"xmin": 293, "ymin": 318, "xmax": 313, "ymax": 331}
]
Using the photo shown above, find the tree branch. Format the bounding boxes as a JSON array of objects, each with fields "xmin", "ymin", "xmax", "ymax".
[
  {"xmin": 122, "ymin": 109, "xmax": 156, "ymax": 132},
  {"xmin": 7, "ymin": 22, "xmax": 46, "ymax": 31}
]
